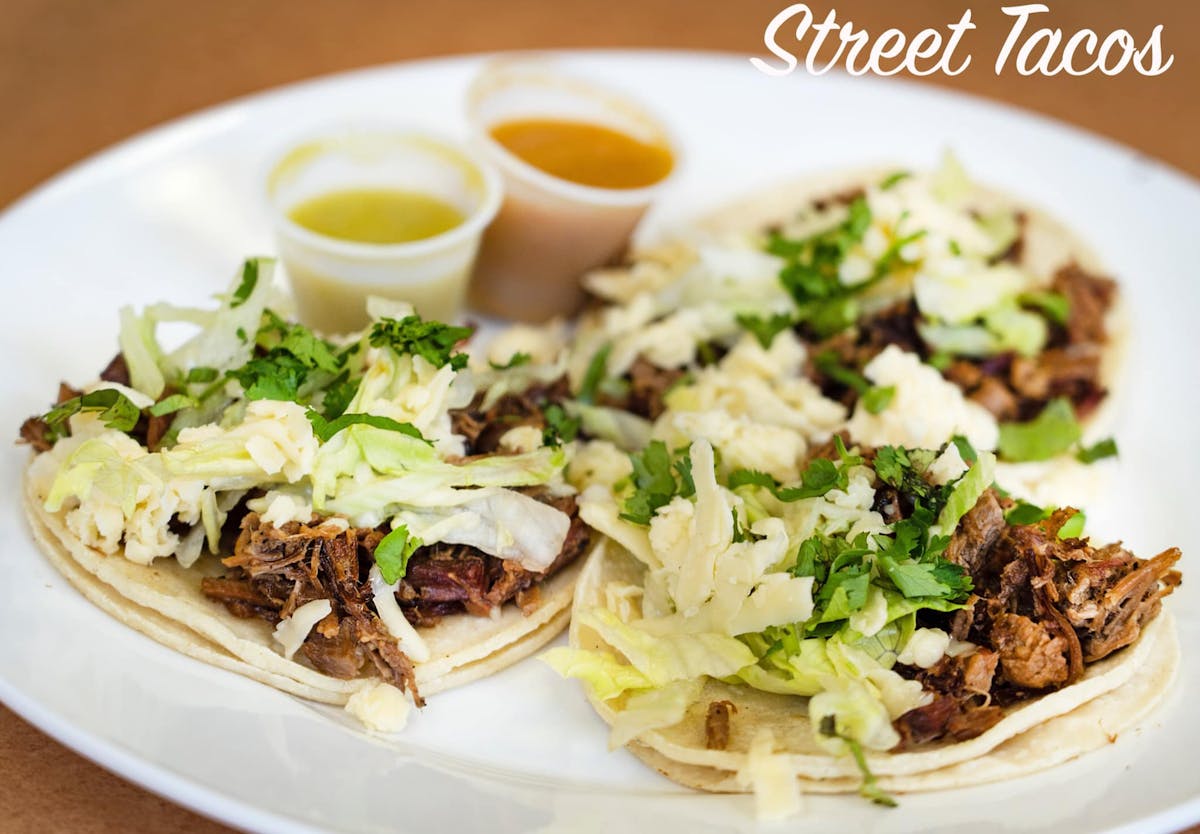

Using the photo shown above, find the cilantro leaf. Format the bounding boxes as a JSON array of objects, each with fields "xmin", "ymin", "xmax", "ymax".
[
  {"xmin": 577, "ymin": 343, "xmax": 612, "ymax": 405},
  {"xmin": 877, "ymin": 556, "xmax": 971, "ymax": 599},
  {"xmin": 489, "ymin": 352, "xmax": 532, "ymax": 370},
  {"xmin": 227, "ymin": 353, "xmax": 308, "ymax": 401},
  {"xmin": 541, "ymin": 403, "xmax": 580, "ymax": 447},
  {"xmin": 735, "ymin": 312, "xmax": 794, "ymax": 349},
  {"xmin": 1076, "ymin": 437, "xmax": 1118, "ymax": 464},
  {"xmin": 374, "ymin": 524, "xmax": 423, "ymax": 584},
  {"xmin": 230, "ymin": 259, "xmax": 259, "ymax": 308},
  {"xmin": 619, "ymin": 441, "xmax": 696, "ymax": 525},
  {"xmin": 1019, "ymin": 290, "xmax": 1071, "ymax": 326},
  {"xmin": 148, "ymin": 394, "xmax": 198, "ymax": 417},
  {"xmin": 305, "ymin": 410, "xmax": 429, "ymax": 444},
  {"xmin": 369, "ymin": 315, "xmax": 471, "ymax": 370},
  {"xmin": 184, "ymin": 366, "xmax": 219, "ymax": 384},
  {"xmin": 861, "ymin": 385, "xmax": 895, "ymax": 414},
  {"xmin": 814, "ymin": 351, "xmax": 870, "ymax": 395},
  {"xmin": 729, "ymin": 437, "xmax": 863, "ymax": 502},
  {"xmin": 997, "ymin": 398, "xmax": 1082, "ymax": 462},
  {"xmin": 43, "ymin": 389, "xmax": 141, "ymax": 434},
  {"xmin": 319, "ymin": 372, "xmax": 358, "ymax": 421}
]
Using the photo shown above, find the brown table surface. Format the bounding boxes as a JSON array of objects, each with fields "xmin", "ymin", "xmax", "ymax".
[{"xmin": 1, "ymin": 1, "xmax": 1195, "ymax": 831}]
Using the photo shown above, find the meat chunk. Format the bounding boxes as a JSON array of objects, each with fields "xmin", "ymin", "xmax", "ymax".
[
  {"xmin": 945, "ymin": 490, "xmax": 1006, "ymax": 576},
  {"xmin": 1052, "ymin": 263, "xmax": 1116, "ymax": 345},
  {"xmin": 989, "ymin": 613, "xmax": 1070, "ymax": 690},
  {"xmin": 894, "ymin": 695, "xmax": 958, "ymax": 748},
  {"xmin": 705, "ymin": 700, "xmax": 736, "ymax": 750}
]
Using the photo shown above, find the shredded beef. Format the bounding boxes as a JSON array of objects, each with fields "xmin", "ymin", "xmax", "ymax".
[
  {"xmin": 807, "ymin": 262, "xmax": 1117, "ymax": 420},
  {"xmin": 705, "ymin": 700, "xmax": 737, "ymax": 751},
  {"xmin": 100, "ymin": 353, "xmax": 132, "ymax": 387},
  {"xmin": 597, "ymin": 357, "xmax": 685, "ymax": 420},
  {"xmin": 894, "ymin": 487, "xmax": 1180, "ymax": 749},
  {"xmin": 944, "ymin": 490, "xmax": 1006, "ymax": 576},
  {"xmin": 450, "ymin": 375, "xmax": 570, "ymax": 455},
  {"xmin": 201, "ymin": 491, "xmax": 591, "ymax": 701}
]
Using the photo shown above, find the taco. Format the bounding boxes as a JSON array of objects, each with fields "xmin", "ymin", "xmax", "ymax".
[
  {"xmin": 19, "ymin": 260, "xmax": 590, "ymax": 729},
  {"xmin": 568, "ymin": 155, "xmax": 1127, "ymax": 507},
  {"xmin": 545, "ymin": 437, "xmax": 1180, "ymax": 815}
]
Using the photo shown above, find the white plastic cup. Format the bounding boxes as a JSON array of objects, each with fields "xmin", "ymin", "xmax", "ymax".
[
  {"xmin": 267, "ymin": 127, "xmax": 503, "ymax": 333},
  {"xmin": 466, "ymin": 59, "xmax": 678, "ymax": 321}
]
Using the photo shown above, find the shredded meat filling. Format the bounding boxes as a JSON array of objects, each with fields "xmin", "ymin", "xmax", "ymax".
[
  {"xmin": 201, "ymin": 492, "xmax": 591, "ymax": 701},
  {"xmin": 893, "ymin": 488, "xmax": 1179, "ymax": 749},
  {"xmin": 705, "ymin": 700, "xmax": 737, "ymax": 751},
  {"xmin": 808, "ymin": 260, "xmax": 1117, "ymax": 420}
]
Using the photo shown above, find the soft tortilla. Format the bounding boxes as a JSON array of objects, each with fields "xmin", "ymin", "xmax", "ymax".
[
  {"xmin": 23, "ymin": 453, "xmax": 584, "ymax": 705},
  {"xmin": 569, "ymin": 540, "xmax": 1178, "ymax": 792}
]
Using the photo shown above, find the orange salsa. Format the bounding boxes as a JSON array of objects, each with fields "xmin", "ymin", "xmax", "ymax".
[{"xmin": 489, "ymin": 118, "xmax": 673, "ymax": 189}]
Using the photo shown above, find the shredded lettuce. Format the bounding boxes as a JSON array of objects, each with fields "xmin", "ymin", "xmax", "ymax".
[
  {"xmin": 997, "ymin": 398, "xmax": 1082, "ymax": 462},
  {"xmin": 930, "ymin": 450, "xmax": 996, "ymax": 538}
]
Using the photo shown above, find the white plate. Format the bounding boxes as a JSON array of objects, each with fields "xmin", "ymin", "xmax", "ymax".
[{"xmin": 1, "ymin": 51, "xmax": 1197, "ymax": 834}]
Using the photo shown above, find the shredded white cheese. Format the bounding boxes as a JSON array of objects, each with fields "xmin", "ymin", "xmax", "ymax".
[
  {"xmin": 344, "ymin": 682, "xmax": 413, "ymax": 733},
  {"xmin": 846, "ymin": 345, "xmax": 998, "ymax": 451},
  {"xmin": 272, "ymin": 599, "xmax": 332, "ymax": 660},
  {"xmin": 897, "ymin": 627, "xmax": 951, "ymax": 669},
  {"xmin": 736, "ymin": 729, "xmax": 802, "ymax": 820},
  {"xmin": 368, "ymin": 566, "xmax": 431, "ymax": 663}
]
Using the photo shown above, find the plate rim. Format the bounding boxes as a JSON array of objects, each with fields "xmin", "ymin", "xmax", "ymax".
[{"xmin": 2, "ymin": 48, "xmax": 1198, "ymax": 834}]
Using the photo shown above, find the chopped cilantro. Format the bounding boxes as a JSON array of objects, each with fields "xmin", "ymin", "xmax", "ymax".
[
  {"xmin": 541, "ymin": 403, "xmax": 580, "ymax": 447},
  {"xmin": 948, "ymin": 239, "xmax": 962, "ymax": 256},
  {"xmin": 230, "ymin": 259, "xmax": 259, "ymax": 308},
  {"xmin": 148, "ymin": 394, "xmax": 197, "ymax": 417},
  {"xmin": 305, "ymin": 410, "xmax": 428, "ymax": 444},
  {"xmin": 1019, "ymin": 290, "xmax": 1071, "ymax": 326},
  {"xmin": 861, "ymin": 385, "xmax": 895, "ymax": 414},
  {"xmin": 619, "ymin": 441, "xmax": 697, "ymax": 525},
  {"xmin": 226, "ymin": 312, "xmax": 349, "ymax": 404},
  {"xmin": 184, "ymin": 366, "xmax": 219, "ymax": 384},
  {"xmin": 927, "ymin": 350, "xmax": 953, "ymax": 371},
  {"xmin": 879, "ymin": 170, "xmax": 911, "ymax": 190},
  {"xmin": 814, "ymin": 351, "xmax": 871, "ymax": 395},
  {"xmin": 735, "ymin": 312, "xmax": 794, "ymax": 349},
  {"xmin": 374, "ymin": 524, "xmax": 423, "ymax": 584},
  {"xmin": 319, "ymin": 372, "xmax": 358, "ymax": 421},
  {"xmin": 997, "ymin": 398, "xmax": 1081, "ymax": 462},
  {"xmin": 1076, "ymin": 437, "xmax": 1118, "ymax": 464},
  {"xmin": 369, "ymin": 315, "xmax": 471, "ymax": 370},
  {"xmin": 577, "ymin": 343, "xmax": 612, "ymax": 405},
  {"xmin": 767, "ymin": 197, "xmax": 878, "ymax": 338},
  {"xmin": 489, "ymin": 352, "xmax": 532, "ymax": 371},
  {"xmin": 729, "ymin": 437, "xmax": 863, "ymax": 502},
  {"xmin": 43, "ymin": 389, "xmax": 141, "ymax": 435},
  {"xmin": 227, "ymin": 353, "xmax": 309, "ymax": 401},
  {"xmin": 873, "ymin": 445, "xmax": 939, "ymax": 503},
  {"xmin": 876, "ymin": 556, "xmax": 971, "ymax": 599}
]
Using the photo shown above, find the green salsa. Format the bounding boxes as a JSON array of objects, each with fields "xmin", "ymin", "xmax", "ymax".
[{"xmin": 288, "ymin": 188, "xmax": 464, "ymax": 244}]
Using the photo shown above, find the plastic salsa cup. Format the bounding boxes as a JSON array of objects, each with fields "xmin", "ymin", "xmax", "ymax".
[
  {"xmin": 266, "ymin": 126, "xmax": 503, "ymax": 333},
  {"xmin": 465, "ymin": 59, "xmax": 679, "ymax": 322}
]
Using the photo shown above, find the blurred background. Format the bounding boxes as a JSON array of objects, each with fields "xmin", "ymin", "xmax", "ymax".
[{"xmin": 0, "ymin": 0, "xmax": 1193, "ymax": 831}]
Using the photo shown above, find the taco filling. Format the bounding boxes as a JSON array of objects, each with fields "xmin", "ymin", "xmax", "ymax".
[
  {"xmin": 545, "ymin": 433, "xmax": 1180, "ymax": 810},
  {"xmin": 570, "ymin": 155, "xmax": 1122, "ymax": 474},
  {"xmin": 19, "ymin": 260, "xmax": 589, "ymax": 719}
]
